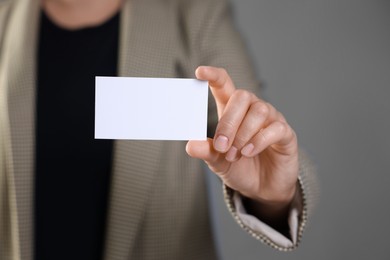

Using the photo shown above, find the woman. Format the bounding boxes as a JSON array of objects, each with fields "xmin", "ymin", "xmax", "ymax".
[{"xmin": 0, "ymin": 0, "xmax": 316, "ymax": 259}]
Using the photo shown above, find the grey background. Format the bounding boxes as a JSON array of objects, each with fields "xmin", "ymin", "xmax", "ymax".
[
  {"xmin": 207, "ymin": 0, "xmax": 390, "ymax": 260},
  {"xmin": 1, "ymin": 0, "xmax": 388, "ymax": 259}
]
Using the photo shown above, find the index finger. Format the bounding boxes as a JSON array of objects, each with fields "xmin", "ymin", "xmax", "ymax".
[{"xmin": 195, "ymin": 66, "xmax": 236, "ymax": 113}]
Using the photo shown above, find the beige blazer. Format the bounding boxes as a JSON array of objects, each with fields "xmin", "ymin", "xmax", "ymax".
[{"xmin": 0, "ymin": 0, "xmax": 317, "ymax": 259}]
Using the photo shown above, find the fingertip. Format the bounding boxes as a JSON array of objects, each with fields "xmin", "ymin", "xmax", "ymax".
[
  {"xmin": 185, "ymin": 141, "xmax": 191, "ymax": 155},
  {"xmin": 186, "ymin": 138, "xmax": 218, "ymax": 162},
  {"xmin": 195, "ymin": 66, "xmax": 208, "ymax": 79},
  {"xmin": 225, "ymin": 146, "xmax": 240, "ymax": 162},
  {"xmin": 195, "ymin": 67, "xmax": 201, "ymax": 78},
  {"xmin": 196, "ymin": 65, "xmax": 220, "ymax": 79},
  {"xmin": 213, "ymin": 135, "xmax": 229, "ymax": 153},
  {"xmin": 241, "ymin": 143, "xmax": 255, "ymax": 157},
  {"xmin": 186, "ymin": 140, "xmax": 206, "ymax": 158}
]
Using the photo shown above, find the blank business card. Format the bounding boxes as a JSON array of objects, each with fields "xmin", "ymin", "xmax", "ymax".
[{"xmin": 95, "ymin": 76, "xmax": 208, "ymax": 140}]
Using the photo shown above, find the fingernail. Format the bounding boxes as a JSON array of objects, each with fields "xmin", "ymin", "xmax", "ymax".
[
  {"xmin": 225, "ymin": 146, "xmax": 238, "ymax": 162},
  {"xmin": 214, "ymin": 135, "xmax": 229, "ymax": 152},
  {"xmin": 241, "ymin": 143, "xmax": 254, "ymax": 156}
]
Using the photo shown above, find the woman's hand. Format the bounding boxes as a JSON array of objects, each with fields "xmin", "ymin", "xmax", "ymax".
[{"xmin": 186, "ymin": 66, "xmax": 299, "ymax": 215}]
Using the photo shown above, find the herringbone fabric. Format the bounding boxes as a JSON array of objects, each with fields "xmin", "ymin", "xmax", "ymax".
[{"xmin": 0, "ymin": 0, "xmax": 317, "ymax": 259}]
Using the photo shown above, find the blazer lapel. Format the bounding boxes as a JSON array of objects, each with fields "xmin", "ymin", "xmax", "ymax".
[
  {"xmin": 1, "ymin": 0, "xmax": 40, "ymax": 259},
  {"xmin": 2, "ymin": 0, "xmax": 181, "ymax": 259},
  {"xmin": 103, "ymin": 0, "xmax": 180, "ymax": 259}
]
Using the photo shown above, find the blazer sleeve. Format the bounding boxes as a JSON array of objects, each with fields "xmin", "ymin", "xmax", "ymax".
[{"xmin": 183, "ymin": 0, "xmax": 319, "ymax": 251}]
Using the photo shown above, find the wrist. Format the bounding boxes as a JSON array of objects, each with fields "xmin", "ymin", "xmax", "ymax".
[
  {"xmin": 243, "ymin": 181, "xmax": 298, "ymax": 209},
  {"xmin": 241, "ymin": 182, "xmax": 298, "ymax": 230}
]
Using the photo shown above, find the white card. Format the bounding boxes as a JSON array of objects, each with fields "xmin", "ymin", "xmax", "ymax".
[{"xmin": 95, "ymin": 76, "xmax": 208, "ymax": 140}]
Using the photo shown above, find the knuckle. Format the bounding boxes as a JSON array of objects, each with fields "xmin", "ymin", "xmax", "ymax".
[
  {"xmin": 234, "ymin": 89, "xmax": 252, "ymax": 101},
  {"xmin": 213, "ymin": 68, "xmax": 228, "ymax": 86},
  {"xmin": 275, "ymin": 121, "xmax": 288, "ymax": 134},
  {"xmin": 217, "ymin": 73, "xmax": 228, "ymax": 86},
  {"xmin": 265, "ymin": 102, "xmax": 275, "ymax": 110},
  {"xmin": 252, "ymin": 101, "xmax": 269, "ymax": 117},
  {"xmin": 219, "ymin": 68, "xmax": 228, "ymax": 76}
]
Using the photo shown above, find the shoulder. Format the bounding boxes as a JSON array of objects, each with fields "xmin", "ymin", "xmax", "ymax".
[
  {"xmin": 0, "ymin": 0, "xmax": 13, "ymax": 16},
  {"xmin": 0, "ymin": 0, "xmax": 14, "ymax": 36},
  {"xmin": 165, "ymin": 0, "xmax": 232, "ymax": 34},
  {"xmin": 0, "ymin": 0, "xmax": 13, "ymax": 48},
  {"xmin": 149, "ymin": 0, "xmax": 230, "ymax": 17},
  {"xmin": 176, "ymin": 0, "xmax": 230, "ymax": 16}
]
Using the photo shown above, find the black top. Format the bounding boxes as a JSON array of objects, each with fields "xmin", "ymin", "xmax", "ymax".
[{"xmin": 35, "ymin": 11, "xmax": 119, "ymax": 260}]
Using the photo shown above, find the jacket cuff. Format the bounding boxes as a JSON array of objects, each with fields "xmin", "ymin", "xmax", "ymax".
[{"xmin": 223, "ymin": 177, "xmax": 307, "ymax": 251}]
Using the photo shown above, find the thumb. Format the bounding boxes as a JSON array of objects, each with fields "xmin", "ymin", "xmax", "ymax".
[
  {"xmin": 186, "ymin": 139, "xmax": 217, "ymax": 162},
  {"xmin": 186, "ymin": 138, "xmax": 229, "ymax": 174}
]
